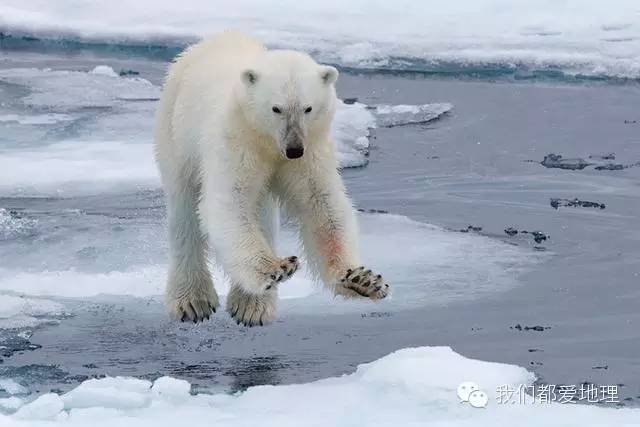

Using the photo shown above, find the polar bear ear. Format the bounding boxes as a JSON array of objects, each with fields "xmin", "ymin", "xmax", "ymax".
[
  {"xmin": 241, "ymin": 69, "xmax": 259, "ymax": 86},
  {"xmin": 320, "ymin": 66, "xmax": 338, "ymax": 85}
]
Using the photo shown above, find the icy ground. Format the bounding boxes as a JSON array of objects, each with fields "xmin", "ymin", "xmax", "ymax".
[
  {"xmin": 1, "ymin": 1, "xmax": 640, "ymax": 79},
  {"xmin": 2, "ymin": 347, "xmax": 639, "ymax": 426}
]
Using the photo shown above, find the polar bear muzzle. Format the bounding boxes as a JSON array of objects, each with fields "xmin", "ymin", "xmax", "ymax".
[{"xmin": 282, "ymin": 110, "xmax": 305, "ymax": 159}]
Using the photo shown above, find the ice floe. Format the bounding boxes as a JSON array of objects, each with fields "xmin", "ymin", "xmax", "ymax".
[{"xmin": 373, "ymin": 102, "xmax": 452, "ymax": 128}]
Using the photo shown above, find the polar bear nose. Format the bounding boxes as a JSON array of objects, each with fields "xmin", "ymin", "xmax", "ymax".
[{"xmin": 285, "ymin": 146, "xmax": 304, "ymax": 159}]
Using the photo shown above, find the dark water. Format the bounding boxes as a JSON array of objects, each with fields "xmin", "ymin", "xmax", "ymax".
[{"xmin": 340, "ymin": 74, "xmax": 640, "ymax": 404}]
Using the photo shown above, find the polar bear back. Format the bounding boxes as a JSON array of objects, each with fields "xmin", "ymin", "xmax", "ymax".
[
  {"xmin": 172, "ymin": 30, "xmax": 266, "ymax": 89},
  {"xmin": 156, "ymin": 31, "xmax": 266, "ymax": 157}
]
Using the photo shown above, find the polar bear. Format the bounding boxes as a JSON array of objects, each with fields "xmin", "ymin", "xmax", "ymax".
[{"xmin": 154, "ymin": 31, "xmax": 389, "ymax": 326}]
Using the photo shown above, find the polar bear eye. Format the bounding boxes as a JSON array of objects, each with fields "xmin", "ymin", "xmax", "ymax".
[
  {"xmin": 272, "ymin": 106, "xmax": 282, "ymax": 114},
  {"xmin": 304, "ymin": 106, "xmax": 313, "ymax": 114}
]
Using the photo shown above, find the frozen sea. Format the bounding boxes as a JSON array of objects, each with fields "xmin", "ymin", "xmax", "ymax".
[{"xmin": 1, "ymin": 2, "xmax": 640, "ymax": 425}]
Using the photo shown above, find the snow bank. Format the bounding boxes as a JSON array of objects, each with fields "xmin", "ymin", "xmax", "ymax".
[
  {"xmin": 1, "ymin": 1, "xmax": 639, "ymax": 78},
  {"xmin": 1, "ymin": 347, "xmax": 637, "ymax": 425}
]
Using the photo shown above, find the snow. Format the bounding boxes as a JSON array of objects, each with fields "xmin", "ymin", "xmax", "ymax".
[
  {"xmin": 61, "ymin": 378, "xmax": 152, "ymax": 411},
  {"xmin": 0, "ymin": 67, "xmax": 160, "ymax": 195},
  {"xmin": 89, "ymin": 65, "xmax": 119, "ymax": 78},
  {"xmin": 0, "ymin": 397, "xmax": 24, "ymax": 412},
  {"xmin": 150, "ymin": 377, "xmax": 191, "ymax": 400},
  {"xmin": 0, "ymin": 209, "xmax": 38, "ymax": 241},
  {"xmin": 374, "ymin": 103, "xmax": 452, "ymax": 127},
  {"xmin": 0, "ymin": 67, "xmax": 159, "ymax": 110},
  {"xmin": 1, "ymin": 1, "xmax": 640, "ymax": 78},
  {"xmin": 13, "ymin": 393, "xmax": 64, "ymax": 421},
  {"xmin": 0, "ymin": 214, "xmax": 537, "ymax": 312},
  {"xmin": 0, "ymin": 267, "xmax": 166, "ymax": 299},
  {"xmin": 1, "ymin": 347, "xmax": 638, "ymax": 426},
  {"xmin": 0, "ymin": 114, "xmax": 73, "ymax": 125},
  {"xmin": 0, "ymin": 141, "xmax": 158, "ymax": 196},
  {"xmin": 0, "ymin": 295, "xmax": 66, "ymax": 329},
  {"xmin": 332, "ymin": 101, "xmax": 375, "ymax": 168},
  {"xmin": 0, "ymin": 379, "xmax": 28, "ymax": 396}
]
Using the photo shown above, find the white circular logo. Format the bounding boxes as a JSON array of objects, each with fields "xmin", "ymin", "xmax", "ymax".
[
  {"xmin": 457, "ymin": 381, "xmax": 480, "ymax": 402},
  {"xmin": 468, "ymin": 390, "xmax": 489, "ymax": 408}
]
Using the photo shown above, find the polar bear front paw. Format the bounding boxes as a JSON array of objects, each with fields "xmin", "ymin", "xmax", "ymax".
[
  {"xmin": 264, "ymin": 256, "xmax": 299, "ymax": 291},
  {"xmin": 226, "ymin": 285, "xmax": 278, "ymax": 327},
  {"xmin": 168, "ymin": 287, "xmax": 220, "ymax": 323},
  {"xmin": 336, "ymin": 266, "xmax": 390, "ymax": 300}
]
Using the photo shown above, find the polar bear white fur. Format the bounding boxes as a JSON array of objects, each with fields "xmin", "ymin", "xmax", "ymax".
[{"xmin": 154, "ymin": 31, "xmax": 389, "ymax": 326}]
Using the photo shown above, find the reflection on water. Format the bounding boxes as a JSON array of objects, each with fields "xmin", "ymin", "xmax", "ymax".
[{"xmin": 225, "ymin": 356, "xmax": 289, "ymax": 393}]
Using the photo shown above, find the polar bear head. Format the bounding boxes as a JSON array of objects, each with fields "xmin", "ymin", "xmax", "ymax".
[{"xmin": 240, "ymin": 50, "xmax": 338, "ymax": 159}]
